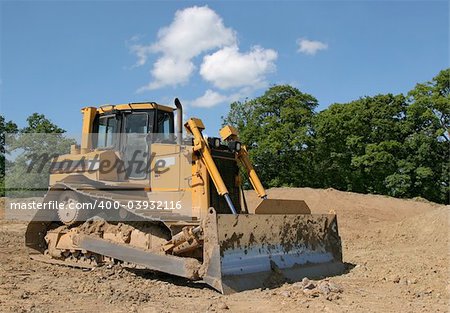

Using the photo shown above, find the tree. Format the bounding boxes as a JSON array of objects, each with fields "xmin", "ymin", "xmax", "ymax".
[
  {"xmin": 223, "ymin": 85, "xmax": 318, "ymax": 187},
  {"xmin": 406, "ymin": 69, "xmax": 449, "ymax": 141},
  {"xmin": 392, "ymin": 69, "xmax": 449, "ymax": 203},
  {"xmin": 0, "ymin": 116, "xmax": 18, "ymax": 196},
  {"xmin": 21, "ymin": 113, "xmax": 65, "ymax": 134},
  {"xmin": 6, "ymin": 113, "xmax": 75, "ymax": 197},
  {"xmin": 313, "ymin": 69, "xmax": 449, "ymax": 204},
  {"xmin": 313, "ymin": 94, "xmax": 407, "ymax": 194}
]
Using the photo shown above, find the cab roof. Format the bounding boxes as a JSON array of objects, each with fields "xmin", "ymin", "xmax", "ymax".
[{"xmin": 82, "ymin": 102, "xmax": 174, "ymax": 114}]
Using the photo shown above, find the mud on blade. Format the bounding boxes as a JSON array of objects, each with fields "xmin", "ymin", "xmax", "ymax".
[{"xmin": 202, "ymin": 210, "xmax": 344, "ymax": 294}]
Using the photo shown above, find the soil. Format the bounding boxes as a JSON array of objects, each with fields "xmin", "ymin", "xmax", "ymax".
[{"xmin": 0, "ymin": 188, "xmax": 448, "ymax": 312}]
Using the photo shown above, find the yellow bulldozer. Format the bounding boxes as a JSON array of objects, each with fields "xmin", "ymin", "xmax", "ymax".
[{"xmin": 25, "ymin": 99, "xmax": 344, "ymax": 294}]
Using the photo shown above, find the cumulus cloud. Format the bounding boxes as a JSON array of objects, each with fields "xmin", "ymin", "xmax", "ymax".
[
  {"xmin": 297, "ymin": 38, "xmax": 328, "ymax": 55},
  {"xmin": 137, "ymin": 57, "xmax": 195, "ymax": 92},
  {"xmin": 151, "ymin": 6, "xmax": 236, "ymax": 60},
  {"xmin": 189, "ymin": 88, "xmax": 249, "ymax": 108},
  {"xmin": 200, "ymin": 46, "xmax": 277, "ymax": 89},
  {"xmin": 132, "ymin": 6, "xmax": 236, "ymax": 90},
  {"xmin": 130, "ymin": 5, "xmax": 278, "ymax": 104},
  {"xmin": 189, "ymin": 90, "xmax": 229, "ymax": 108}
]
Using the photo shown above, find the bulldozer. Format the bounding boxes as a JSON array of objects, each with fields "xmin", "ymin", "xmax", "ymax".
[{"xmin": 25, "ymin": 99, "xmax": 344, "ymax": 294}]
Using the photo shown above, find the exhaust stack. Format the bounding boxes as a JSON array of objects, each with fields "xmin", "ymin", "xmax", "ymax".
[{"xmin": 174, "ymin": 98, "xmax": 183, "ymax": 145}]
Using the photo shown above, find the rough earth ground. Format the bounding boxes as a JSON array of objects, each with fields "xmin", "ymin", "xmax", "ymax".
[{"xmin": 1, "ymin": 188, "xmax": 449, "ymax": 312}]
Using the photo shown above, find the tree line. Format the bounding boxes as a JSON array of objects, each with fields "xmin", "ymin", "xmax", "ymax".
[{"xmin": 223, "ymin": 69, "xmax": 449, "ymax": 204}]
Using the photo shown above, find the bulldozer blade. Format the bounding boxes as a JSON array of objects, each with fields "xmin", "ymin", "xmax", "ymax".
[{"xmin": 201, "ymin": 209, "xmax": 344, "ymax": 294}]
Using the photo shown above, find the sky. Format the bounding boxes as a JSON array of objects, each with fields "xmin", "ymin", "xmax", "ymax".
[{"xmin": 1, "ymin": 1, "xmax": 448, "ymax": 136}]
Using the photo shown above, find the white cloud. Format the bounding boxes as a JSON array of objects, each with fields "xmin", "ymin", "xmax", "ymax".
[
  {"xmin": 130, "ymin": 44, "xmax": 153, "ymax": 67},
  {"xmin": 297, "ymin": 38, "xmax": 328, "ymax": 55},
  {"xmin": 130, "ymin": 5, "xmax": 278, "ymax": 98},
  {"xmin": 137, "ymin": 57, "xmax": 195, "ymax": 92},
  {"xmin": 151, "ymin": 6, "xmax": 236, "ymax": 60},
  {"xmin": 200, "ymin": 46, "xmax": 277, "ymax": 89},
  {"xmin": 190, "ymin": 90, "xmax": 229, "ymax": 108},
  {"xmin": 131, "ymin": 6, "xmax": 237, "ymax": 90},
  {"xmin": 189, "ymin": 88, "xmax": 251, "ymax": 108}
]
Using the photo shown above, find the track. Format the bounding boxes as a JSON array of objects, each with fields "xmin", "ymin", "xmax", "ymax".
[{"xmin": 24, "ymin": 180, "xmax": 195, "ymax": 269}]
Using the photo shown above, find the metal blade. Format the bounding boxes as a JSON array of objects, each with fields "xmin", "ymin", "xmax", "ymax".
[{"xmin": 202, "ymin": 209, "xmax": 344, "ymax": 294}]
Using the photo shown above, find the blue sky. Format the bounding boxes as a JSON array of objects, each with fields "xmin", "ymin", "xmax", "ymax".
[{"xmin": 1, "ymin": 1, "xmax": 448, "ymax": 135}]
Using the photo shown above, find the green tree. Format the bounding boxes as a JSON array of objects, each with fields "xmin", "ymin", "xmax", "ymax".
[
  {"xmin": 21, "ymin": 113, "xmax": 65, "ymax": 134},
  {"xmin": 223, "ymin": 85, "xmax": 318, "ymax": 187},
  {"xmin": 313, "ymin": 94, "xmax": 407, "ymax": 194},
  {"xmin": 0, "ymin": 116, "xmax": 18, "ymax": 196},
  {"xmin": 6, "ymin": 113, "xmax": 75, "ymax": 197},
  {"xmin": 388, "ymin": 69, "xmax": 449, "ymax": 203}
]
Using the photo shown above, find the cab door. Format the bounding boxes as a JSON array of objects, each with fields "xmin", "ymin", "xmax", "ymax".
[{"xmin": 122, "ymin": 111, "xmax": 154, "ymax": 179}]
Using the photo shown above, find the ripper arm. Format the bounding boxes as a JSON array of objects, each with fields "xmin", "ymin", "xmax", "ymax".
[
  {"xmin": 219, "ymin": 125, "xmax": 267, "ymax": 199},
  {"xmin": 185, "ymin": 118, "xmax": 238, "ymax": 214}
]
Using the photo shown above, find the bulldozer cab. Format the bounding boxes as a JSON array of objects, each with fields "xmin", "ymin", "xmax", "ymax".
[{"xmin": 92, "ymin": 104, "xmax": 175, "ymax": 179}]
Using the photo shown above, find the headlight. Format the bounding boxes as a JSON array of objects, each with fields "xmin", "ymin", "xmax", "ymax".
[
  {"xmin": 207, "ymin": 137, "xmax": 221, "ymax": 149},
  {"xmin": 227, "ymin": 141, "xmax": 242, "ymax": 153}
]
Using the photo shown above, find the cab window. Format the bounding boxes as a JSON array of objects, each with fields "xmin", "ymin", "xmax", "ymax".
[
  {"xmin": 97, "ymin": 115, "xmax": 117, "ymax": 148},
  {"xmin": 156, "ymin": 111, "xmax": 174, "ymax": 141},
  {"xmin": 124, "ymin": 113, "xmax": 149, "ymax": 133}
]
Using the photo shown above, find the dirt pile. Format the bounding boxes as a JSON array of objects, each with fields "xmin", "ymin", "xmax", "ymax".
[{"xmin": 391, "ymin": 205, "xmax": 449, "ymax": 245}]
